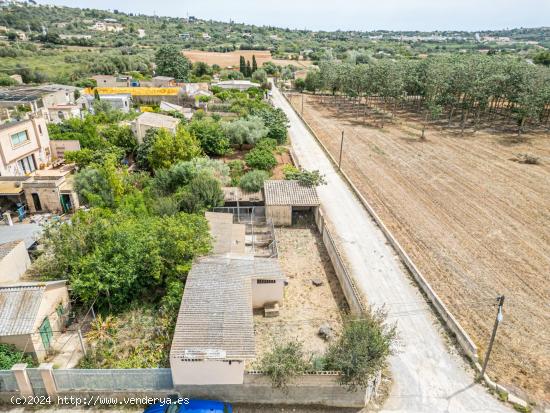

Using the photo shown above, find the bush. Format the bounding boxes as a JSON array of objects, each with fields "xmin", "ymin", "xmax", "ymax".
[
  {"xmin": 257, "ymin": 340, "xmax": 310, "ymax": 389},
  {"xmin": 245, "ymin": 148, "xmax": 277, "ymax": 171},
  {"xmin": 239, "ymin": 170, "xmax": 269, "ymax": 192},
  {"xmin": 255, "ymin": 138, "xmax": 278, "ymax": 151},
  {"xmin": 0, "ymin": 343, "xmax": 36, "ymax": 370},
  {"xmin": 222, "ymin": 116, "xmax": 268, "ymax": 147},
  {"xmin": 188, "ymin": 117, "xmax": 231, "ymax": 156},
  {"xmin": 284, "ymin": 168, "xmax": 327, "ymax": 187},
  {"xmin": 176, "ymin": 172, "xmax": 224, "ymax": 213},
  {"xmin": 324, "ymin": 310, "xmax": 397, "ymax": 390}
]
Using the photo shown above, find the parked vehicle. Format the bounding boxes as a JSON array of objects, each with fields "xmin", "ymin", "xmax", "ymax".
[{"xmin": 144, "ymin": 399, "xmax": 232, "ymax": 413}]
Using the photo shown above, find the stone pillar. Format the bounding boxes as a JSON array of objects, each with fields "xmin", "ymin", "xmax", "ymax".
[
  {"xmin": 38, "ymin": 363, "xmax": 57, "ymax": 397},
  {"xmin": 11, "ymin": 363, "xmax": 33, "ymax": 396}
]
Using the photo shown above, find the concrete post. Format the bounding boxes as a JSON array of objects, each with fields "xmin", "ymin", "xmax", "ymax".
[
  {"xmin": 11, "ymin": 363, "xmax": 33, "ymax": 396},
  {"xmin": 3, "ymin": 212, "xmax": 13, "ymax": 226},
  {"xmin": 38, "ymin": 363, "xmax": 57, "ymax": 397}
]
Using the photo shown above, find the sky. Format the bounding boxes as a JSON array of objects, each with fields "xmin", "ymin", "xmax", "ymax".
[{"xmin": 37, "ymin": 0, "xmax": 550, "ymax": 32}]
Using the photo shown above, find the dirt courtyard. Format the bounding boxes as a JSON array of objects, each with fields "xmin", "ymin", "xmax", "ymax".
[
  {"xmin": 288, "ymin": 94, "xmax": 550, "ymax": 404},
  {"xmin": 250, "ymin": 215, "xmax": 348, "ymax": 367}
]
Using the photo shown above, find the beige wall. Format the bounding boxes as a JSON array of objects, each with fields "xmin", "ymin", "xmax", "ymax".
[
  {"xmin": 24, "ymin": 184, "xmax": 62, "ymax": 214},
  {"xmin": 0, "ymin": 240, "xmax": 31, "ymax": 283},
  {"xmin": 0, "ymin": 333, "xmax": 36, "ymax": 355},
  {"xmin": 251, "ymin": 279, "xmax": 285, "ymax": 308},
  {"xmin": 50, "ymin": 140, "xmax": 81, "ymax": 160},
  {"xmin": 132, "ymin": 122, "xmax": 178, "ymax": 144},
  {"xmin": 171, "ymin": 359, "xmax": 245, "ymax": 385},
  {"xmin": 266, "ymin": 205, "xmax": 292, "ymax": 226},
  {"xmin": 0, "ymin": 117, "xmax": 51, "ymax": 176},
  {"xmin": 31, "ymin": 284, "xmax": 70, "ymax": 361},
  {"xmin": 47, "ymin": 107, "xmax": 80, "ymax": 124}
]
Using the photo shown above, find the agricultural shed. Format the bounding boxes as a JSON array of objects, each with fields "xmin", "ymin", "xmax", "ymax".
[
  {"xmin": 170, "ymin": 255, "xmax": 285, "ymax": 385},
  {"xmin": 263, "ymin": 180, "xmax": 320, "ymax": 226}
]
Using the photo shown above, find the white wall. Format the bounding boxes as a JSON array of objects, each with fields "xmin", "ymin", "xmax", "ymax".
[
  {"xmin": 171, "ymin": 359, "xmax": 245, "ymax": 385},
  {"xmin": 251, "ymin": 279, "xmax": 285, "ymax": 308},
  {"xmin": 0, "ymin": 240, "xmax": 31, "ymax": 284}
]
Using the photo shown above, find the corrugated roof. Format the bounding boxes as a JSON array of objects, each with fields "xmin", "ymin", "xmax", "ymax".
[
  {"xmin": 0, "ymin": 240, "xmax": 23, "ymax": 261},
  {"xmin": 0, "ymin": 285, "xmax": 45, "ymax": 336},
  {"xmin": 263, "ymin": 180, "xmax": 320, "ymax": 206},
  {"xmin": 171, "ymin": 256, "xmax": 284, "ymax": 360},
  {"xmin": 0, "ymin": 223, "xmax": 42, "ymax": 249}
]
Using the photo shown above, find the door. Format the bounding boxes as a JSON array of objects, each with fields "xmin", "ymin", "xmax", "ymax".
[
  {"xmin": 32, "ymin": 193, "xmax": 42, "ymax": 211},
  {"xmin": 60, "ymin": 194, "xmax": 72, "ymax": 213},
  {"xmin": 39, "ymin": 317, "xmax": 53, "ymax": 350}
]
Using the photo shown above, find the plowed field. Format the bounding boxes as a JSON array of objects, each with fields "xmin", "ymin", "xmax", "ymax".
[{"xmin": 288, "ymin": 94, "xmax": 550, "ymax": 404}]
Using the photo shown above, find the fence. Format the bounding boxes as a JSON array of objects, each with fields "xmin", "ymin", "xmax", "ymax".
[
  {"xmin": 0, "ymin": 371, "xmax": 18, "ymax": 392},
  {"xmin": 0, "ymin": 366, "xmax": 375, "ymax": 408},
  {"xmin": 53, "ymin": 369, "xmax": 173, "ymax": 391}
]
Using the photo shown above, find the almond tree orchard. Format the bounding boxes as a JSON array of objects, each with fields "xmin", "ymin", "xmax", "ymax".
[{"xmin": 306, "ymin": 55, "xmax": 550, "ymax": 135}]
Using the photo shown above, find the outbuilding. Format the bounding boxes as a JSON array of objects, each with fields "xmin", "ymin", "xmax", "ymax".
[{"xmin": 263, "ymin": 180, "xmax": 320, "ymax": 226}]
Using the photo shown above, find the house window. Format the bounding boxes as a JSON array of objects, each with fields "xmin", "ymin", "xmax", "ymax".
[
  {"xmin": 17, "ymin": 155, "xmax": 36, "ymax": 174},
  {"xmin": 10, "ymin": 130, "xmax": 29, "ymax": 146},
  {"xmin": 38, "ymin": 124, "xmax": 43, "ymax": 134},
  {"xmin": 256, "ymin": 279, "xmax": 276, "ymax": 284}
]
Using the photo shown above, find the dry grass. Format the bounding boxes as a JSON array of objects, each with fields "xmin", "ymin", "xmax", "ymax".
[
  {"xmin": 183, "ymin": 50, "xmax": 313, "ymax": 69},
  {"xmin": 289, "ymin": 94, "xmax": 550, "ymax": 405}
]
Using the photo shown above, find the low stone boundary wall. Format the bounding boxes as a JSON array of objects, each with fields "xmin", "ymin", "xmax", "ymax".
[
  {"xmin": 0, "ymin": 365, "xmax": 376, "ymax": 409},
  {"xmin": 282, "ymin": 90, "xmax": 532, "ymax": 411},
  {"xmin": 174, "ymin": 371, "xmax": 374, "ymax": 408}
]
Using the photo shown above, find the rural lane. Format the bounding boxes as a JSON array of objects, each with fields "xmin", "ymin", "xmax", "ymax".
[{"xmin": 271, "ymin": 86, "xmax": 512, "ymax": 413}]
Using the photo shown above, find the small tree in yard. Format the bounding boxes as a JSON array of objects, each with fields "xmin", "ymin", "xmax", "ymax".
[
  {"xmin": 284, "ymin": 168, "xmax": 327, "ymax": 187},
  {"xmin": 324, "ymin": 309, "xmax": 397, "ymax": 390},
  {"xmin": 257, "ymin": 339, "xmax": 310, "ymax": 389},
  {"xmin": 239, "ymin": 170, "xmax": 269, "ymax": 192}
]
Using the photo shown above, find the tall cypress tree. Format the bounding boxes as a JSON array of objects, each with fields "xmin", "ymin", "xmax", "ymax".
[
  {"xmin": 252, "ymin": 55, "xmax": 258, "ymax": 73},
  {"xmin": 246, "ymin": 60, "xmax": 252, "ymax": 77},
  {"xmin": 239, "ymin": 56, "xmax": 246, "ymax": 75}
]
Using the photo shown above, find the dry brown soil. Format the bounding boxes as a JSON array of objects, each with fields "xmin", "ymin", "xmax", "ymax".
[
  {"xmin": 183, "ymin": 50, "xmax": 312, "ymax": 69},
  {"xmin": 288, "ymin": 94, "xmax": 550, "ymax": 404},
  {"xmin": 250, "ymin": 218, "xmax": 348, "ymax": 367}
]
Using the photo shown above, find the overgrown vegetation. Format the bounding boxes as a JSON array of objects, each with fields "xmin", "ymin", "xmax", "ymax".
[
  {"xmin": 257, "ymin": 340, "xmax": 310, "ymax": 389},
  {"xmin": 0, "ymin": 344, "xmax": 37, "ymax": 370}
]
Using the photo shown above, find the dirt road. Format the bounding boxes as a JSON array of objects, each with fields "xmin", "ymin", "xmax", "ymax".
[{"xmin": 272, "ymin": 86, "xmax": 512, "ymax": 413}]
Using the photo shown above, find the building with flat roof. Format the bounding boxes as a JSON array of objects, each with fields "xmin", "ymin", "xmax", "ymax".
[{"xmin": 131, "ymin": 112, "xmax": 180, "ymax": 144}]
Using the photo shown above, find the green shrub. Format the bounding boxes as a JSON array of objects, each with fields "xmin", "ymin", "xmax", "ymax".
[
  {"xmin": 0, "ymin": 343, "xmax": 36, "ymax": 370},
  {"xmin": 255, "ymin": 138, "xmax": 278, "ymax": 151},
  {"xmin": 257, "ymin": 340, "xmax": 310, "ymax": 389},
  {"xmin": 245, "ymin": 148, "xmax": 277, "ymax": 171},
  {"xmin": 284, "ymin": 168, "xmax": 327, "ymax": 187},
  {"xmin": 239, "ymin": 170, "xmax": 269, "ymax": 192},
  {"xmin": 324, "ymin": 310, "xmax": 397, "ymax": 390}
]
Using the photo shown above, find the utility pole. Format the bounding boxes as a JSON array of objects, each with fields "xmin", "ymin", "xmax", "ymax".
[
  {"xmin": 338, "ymin": 130, "xmax": 345, "ymax": 170},
  {"xmin": 301, "ymin": 92, "xmax": 304, "ymax": 115},
  {"xmin": 480, "ymin": 295, "xmax": 505, "ymax": 379}
]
